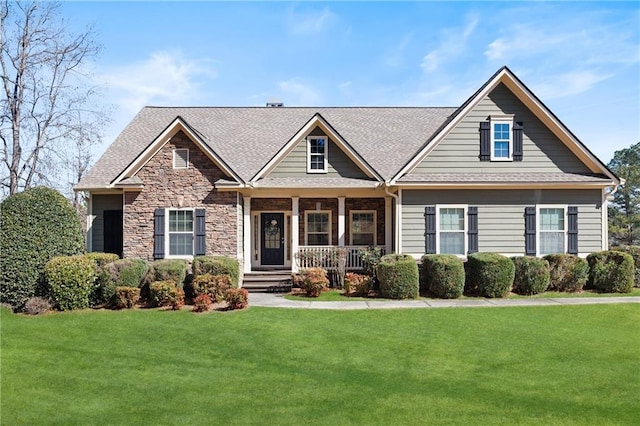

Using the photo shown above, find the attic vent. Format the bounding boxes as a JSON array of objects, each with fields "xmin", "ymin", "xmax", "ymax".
[{"xmin": 266, "ymin": 99, "xmax": 284, "ymax": 107}]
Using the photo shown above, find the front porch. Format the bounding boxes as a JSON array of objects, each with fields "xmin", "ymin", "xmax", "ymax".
[{"xmin": 243, "ymin": 195, "xmax": 393, "ymax": 273}]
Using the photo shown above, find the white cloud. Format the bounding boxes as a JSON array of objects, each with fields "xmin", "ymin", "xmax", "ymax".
[
  {"xmin": 421, "ymin": 15, "xmax": 478, "ymax": 72},
  {"xmin": 384, "ymin": 33, "xmax": 414, "ymax": 68},
  {"xmin": 278, "ymin": 78, "xmax": 322, "ymax": 105},
  {"xmin": 99, "ymin": 50, "xmax": 216, "ymax": 116},
  {"xmin": 533, "ymin": 70, "xmax": 613, "ymax": 100},
  {"xmin": 286, "ymin": 6, "xmax": 336, "ymax": 35}
]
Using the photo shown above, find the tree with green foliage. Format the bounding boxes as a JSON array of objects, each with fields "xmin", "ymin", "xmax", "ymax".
[
  {"xmin": 607, "ymin": 142, "xmax": 640, "ymax": 246},
  {"xmin": 0, "ymin": 186, "xmax": 85, "ymax": 310}
]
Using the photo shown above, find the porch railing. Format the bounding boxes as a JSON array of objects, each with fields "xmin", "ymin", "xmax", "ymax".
[{"xmin": 296, "ymin": 245, "xmax": 386, "ymax": 271}]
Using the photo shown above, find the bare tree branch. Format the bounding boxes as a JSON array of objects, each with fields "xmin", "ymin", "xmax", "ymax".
[{"xmin": 0, "ymin": 0, "xmax": 108, "ymax": 197}]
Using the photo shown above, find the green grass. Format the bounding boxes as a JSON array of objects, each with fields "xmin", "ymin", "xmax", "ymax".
[
  {"xmin": 2, "ymin": 304, "xmax": 639, "ymax": 425},
  {"xmin": 285, "ymin": 288, "xmax": 640, "ymax": 301}
]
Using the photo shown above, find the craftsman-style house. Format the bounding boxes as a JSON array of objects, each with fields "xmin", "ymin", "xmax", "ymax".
[{"xmin": 76, "ymin": 67, "xmax": 620, "ymax": 286}]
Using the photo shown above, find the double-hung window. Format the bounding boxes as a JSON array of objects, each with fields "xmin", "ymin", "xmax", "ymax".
[
  {"xmin": 538, "ymin": 207, "xmax": 566, "ymax": 255},
  {"xmin": 168, "ymin": 210, "xmax": 194, "ymax": 256},
  {"xmin": 490, "ymin": 116, "xmax": 514, "ymax": 161},
  {"xmin": 437, "ymin": 206, "xmax": 467, "ymax": 255},
  {"xmin": 307, "ymin": 136, "xmax": 328, "ymax": 173},
  {"xmin": 305, "ymin": 211, "xmax": 331, "ymax": 245},
  {"xmin": 350, "ymin": 211, "xmax": 376, "ymax": 246}
]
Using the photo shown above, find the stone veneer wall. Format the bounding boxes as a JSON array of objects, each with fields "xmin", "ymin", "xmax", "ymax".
[{"xmin": 123, "ymin": 131, "xmax": 238, "ymax": 260}]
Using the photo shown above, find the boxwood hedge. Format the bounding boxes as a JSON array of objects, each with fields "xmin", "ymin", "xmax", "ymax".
[
  {"xmin": 465, "ymin": 253, "xmax": 514, "ymax": 298},
  {"xmin": 587, "ymin": 251, "xmax": 634, "ymax": 293},
  {"xmin": 420, "ymin": 254, "xmax": 465, "ymax": 299},
  {"xmin": 511, "ymin": 256, "xmax": 550, "ymax": 295},
  {"xmin": 376, "ymin": 254, "xmax": 419, "ymax": 299},
  {"xmin": 0, "ymin": 187, "xmax": 84, "ymax": 310}
]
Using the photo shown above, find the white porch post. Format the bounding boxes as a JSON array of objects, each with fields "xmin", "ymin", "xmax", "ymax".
[
  {"xmin": 243, "ymin": 196, "xmax": 252, "ymax": 274},
  {"xmin": 385, "ymin": 196, "xmax": 392, "ymax": 254},
  {"xmin": 338, "ymin": 196, "xmax": 345, "ymax": 247},
  {"xmin": 291, "ymin": 196, "xmax": 299, "ymax": 273}
]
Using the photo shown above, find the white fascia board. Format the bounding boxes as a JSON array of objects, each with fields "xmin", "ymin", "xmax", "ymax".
[{"xmin": 112, "ymin": 117, "xmax": 243, "ymax": 186}]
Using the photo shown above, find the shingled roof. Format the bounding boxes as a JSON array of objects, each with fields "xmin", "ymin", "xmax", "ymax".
[{"xmin": 77, "ymin": 106, "xmax": 457, "ymax": 189}]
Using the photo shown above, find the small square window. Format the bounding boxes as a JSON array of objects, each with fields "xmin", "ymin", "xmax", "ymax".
[{"xmin": 173, "ymin": 149, "xmax": 189, "ymax": 169}]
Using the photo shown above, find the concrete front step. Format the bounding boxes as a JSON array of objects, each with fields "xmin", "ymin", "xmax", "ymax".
[{"xmin": 242, "ymin": 271, "xmax": 293, "ymax": 293}]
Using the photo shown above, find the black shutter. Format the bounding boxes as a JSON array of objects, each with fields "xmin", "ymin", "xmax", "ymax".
[
  {"xmin": 424, "ymin": 206, "xmax": 436, "ymax": 254},
  {"xmin": 567, "ymin": 206, "xmax": 578, "ymax": 255},
  {"xmin": 479, "ymin": 121, "xmax": 491, "ymax": 161},
  {"xmin": 194, "ymin": 208, "xmax": 206, "ymax": 256},
  {"xmin": 467, "ymin": 206, "xmax": 478, "ymax": 254},
  {"xmin": 153, "ymin": 208, "xmax": 165, "ymax": 260},
  {"xmin": 525, "ymin": 207, "xmax": 536, "ymax": 256},
  {"xmin": 513, "ymin": 121, "xmax": 523, "ymax": 161}
]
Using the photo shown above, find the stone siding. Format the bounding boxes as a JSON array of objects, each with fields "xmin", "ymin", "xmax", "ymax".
[
  {"xmin": 251, "ymin": 198, "xmax": 292, "ymax": 211},
  {"xmin": 123, "ymin": 131, "xmax": 238, "ymax": 260}
]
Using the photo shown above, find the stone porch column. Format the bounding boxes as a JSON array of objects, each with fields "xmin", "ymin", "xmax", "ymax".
[
  {"xmin": 291, "ymin": 196, "xmax": 299, "ymax": 273},
  {"xmin": 243, "ymin": 196, "xmax": 252, "ymax": 273},
  {"xmin": 338, "ymin": 197, "xmax": 346, "ymax": 247}
]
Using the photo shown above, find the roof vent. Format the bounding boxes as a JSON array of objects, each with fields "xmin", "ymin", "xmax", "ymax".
[{"xmin": 266, "ymin": 98, "xmax": 284, "ymax": 107}]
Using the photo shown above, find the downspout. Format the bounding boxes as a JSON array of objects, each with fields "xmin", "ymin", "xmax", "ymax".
[{"xmin": 384, "ymin": 182, "xmax": 400, "ymax": 254}]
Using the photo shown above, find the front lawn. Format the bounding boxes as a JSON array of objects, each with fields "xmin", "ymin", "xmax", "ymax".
[{"xmin": 2, "ymin": 304, "xmax": 639, "ymax": 424}]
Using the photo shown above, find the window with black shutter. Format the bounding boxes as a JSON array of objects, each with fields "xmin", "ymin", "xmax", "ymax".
[
  {"xmin": 153, "ymin": 208, "xmax": 165, "ymax": 260},
  {"xmin": 524, "ymin": 207, "xmax": 536, "ymax": 256},
  {"xmin": 424, "ymin": 206, "xmax": 436, "ymax": 254},
  {"xmin": 467, "ymin": 206, "xmax": 478, "ymax": 254}
]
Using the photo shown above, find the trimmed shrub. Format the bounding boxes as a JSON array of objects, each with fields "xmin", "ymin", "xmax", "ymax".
[
  {"xmin": 192, "ymin": 256, "xmax": 240, "ymax": 287},
  {"xmin": 420, "ymin": 254, "xmax": 465, "ymax": 299},
  {"xmin": 465, "ymin": 253, "xmax": 514, "ymax": 298},
  {"xmin": 147, "ymin": 259, "xmax": 187, "ymax": 288},
  {"xmin": 113, "ymin": 287, "xmax": 140, "ymax": 309},
  {"xmin": 344, "ymin": 273, "xmax": 372, "ymax": 297},
  {"xmin": 359, "ymin": 246, "xmax": 384, "ymax": 285},
  {"xmin": 23, "ymin": 297, "xmax": 52, "ymax": 315},
  {"xmin": 193, "ymin": 294, "xmax": 212, "ymax": 313},
  {"xmin": 0, "ymin": 187, "xmax": 84, "ymax": 310},
  {"xmin": 191, "ymin": 273, "xmax": 232, "ymax": 303},
  {"xmin": 544, "ymin": 254, "xmax": 588, "ymax": 292},
  {"xmin": 300, "ymin": 268, "xmax": 329, "ymax": 297},
  {"xmin": 149, "ymin": 280, "xmax": 184, "ymax": 309},
  {"xmin": 613, "ymin": 246, "xmax": 640, "ymax": 287},
  {"xmin": 587, "ymin": 251, "xmax": 634, "ymax": 293},
  {"xmin": 225, "ymin": 288, "xmax": 249, "ymax": 310},
  {"xmin": 511, "ymin": 257, "xmax": 550, "ymax": 295},
  {"xmin": 84, "ymin": 252, "xmax": 119, "ymax": 267},
  {"xmin": 93, "ymin": 258, "xmax": 148, "ymax": 306},
  {"xmin": 44, "ymin": 255, "xmax": 97, "ymax": 310},
  {"xmin": 376, "ymin": 254, "xmax": 419, "ymax": 299}
]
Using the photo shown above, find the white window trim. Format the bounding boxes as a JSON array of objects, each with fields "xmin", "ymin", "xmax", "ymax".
[
  {"xmin": 165, "ymin": 208, "xmax": 195, "ymax": 259},
  {"xmin": 349, "ymin": 210, "xmax": 377, "ymax": 246},
  {"xmin": 173, "ymin": 148, "xmax": 189, "ymax": 169},
  {"xmin": 436, "ymin": 205, "xmax": 468, "ymax": 256},
  {"xmin": 306, "ymin": 135, "xmax": 328, "ymax": 173},
  {"xmin": 304, "ymin": 210, "xmax": 332, "ymax": 245},
  {"xmin": 536, "ymin": 205, "xmax": 568, "ymax": 257},
  {"xmin": 490, "ymin": 115, "xmax": 514, "ymax": 162}
]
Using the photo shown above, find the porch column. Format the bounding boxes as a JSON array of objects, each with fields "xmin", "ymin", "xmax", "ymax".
[
  {"xmin": 291, "ymin": 196, "xmax": 299, "ymax": 273},
  {"xmin": 385, "ymin": 197, "xmax": 392, "ymax": 254},
  {"xmin": 243, "ymin": 196, "xmax": 252, "ymax": 274},
  {"xmin": 338, "ymin": 196, "xmax": 345, "ymax": 247}
]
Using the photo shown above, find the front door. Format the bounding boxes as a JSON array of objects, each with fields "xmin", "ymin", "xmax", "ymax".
[
  {"xmin": 261, "ymin": 213, "xmax": 285, "ymax": 266},
  {"xmin": 103, "ymin": 210, "xmax": 123, "ymax": 257}
]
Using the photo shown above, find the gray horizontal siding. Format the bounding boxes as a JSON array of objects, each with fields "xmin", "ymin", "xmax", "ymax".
[
  {"xmin": 269, "ymin": 127, "xmax": 367, "ymax": 178},
  {"xmin": 91, "ymin": 194, "xmax": 122, "ymax": 252},
  {"xmin": 415, "ymin": 83, "xmax": 592, "ymax": 174},
  {"xmin": 401, "ymin": 189, "xmax": 602, "ymax": 255}
]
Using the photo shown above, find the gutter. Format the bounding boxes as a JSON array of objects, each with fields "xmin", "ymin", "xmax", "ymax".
[{"xmin": 384, "ymin": 182, "xmax": 400, "ymax": 254}]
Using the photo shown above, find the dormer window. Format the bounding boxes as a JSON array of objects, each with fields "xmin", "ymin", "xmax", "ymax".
[
  {"xmin": 307, "ymin": 136, "xmax": 328, "ymax": 173},
  {"xmin": 173, "ymin": 148, "xmax": 189, "ymax": 169},
  {"xmin": 490, "ymin": 115, "xmax": 514, "ymax": 161}
]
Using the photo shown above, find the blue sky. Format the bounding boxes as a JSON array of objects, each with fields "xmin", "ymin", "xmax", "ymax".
[{"xmin": 62, "ymin": 1, "xmax": 639, "ymax": 164}]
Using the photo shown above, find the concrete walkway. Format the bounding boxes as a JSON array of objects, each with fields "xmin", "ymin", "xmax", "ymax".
[{"xmin": 248, "ymin": 292, "xmax": 640, "ymax": 310}]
